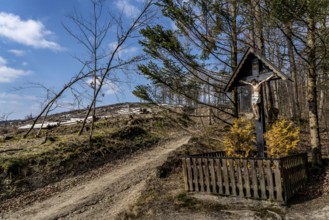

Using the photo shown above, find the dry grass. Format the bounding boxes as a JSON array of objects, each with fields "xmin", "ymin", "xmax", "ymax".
[
  {"xmin": 0, "ymin": 112, "xmax": 187, "ymax": 201},
  {"xmin": 117, "ymin": 125, "xmax": 329, "ymax": 220}
]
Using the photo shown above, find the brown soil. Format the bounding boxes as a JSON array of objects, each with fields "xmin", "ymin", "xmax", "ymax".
[
  {"xmin": 0, "ymin": 134, "xmax": 191, "ymax": 220},
  {"xmin": 115, "ymin": 128, "xmax": 329, "ymax": 220},
  {"xmin": 1, "ymin": 110, "xmax": 329, "ymax": 220}
]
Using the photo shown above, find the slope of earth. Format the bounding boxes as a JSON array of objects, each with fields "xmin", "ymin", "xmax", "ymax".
[
  {"xmin": 2, "ymin": 106, "xmax": 329, "ymax": 220},
  {"xmin": 0, "ymin": 104, "xmax": 191, "ymax": 202},
  {"xmin": 0, "ymin": 134, "xmax": 191, "ymax": 220},
  {"xmin": 116, "ymin": 125, "xmax": 329, "ymax": 220}
]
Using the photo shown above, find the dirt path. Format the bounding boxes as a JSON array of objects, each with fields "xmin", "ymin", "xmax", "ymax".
[{"xmin": 1, "ymin": 135, "xmax": 191, "ymax": 220}]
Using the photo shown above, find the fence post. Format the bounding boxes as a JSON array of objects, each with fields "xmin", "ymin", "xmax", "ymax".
[
  {"xmin": 216, "ymin": 158, "xmax": 223, "ymax": 194},
  {"xmin": 209, "ymin": 159, "xmax": 217, "ymax": 193},
  {"xmin": 181, "ymin": 153, "xmax": 307, "ymax": 203},
  {"xmin": 243, "ymin": 159, "xmax": 251, "ymax": 197},
  {"xmin": 273, "ymin": 160, "xmax": 283, "ymax": 202},
  {"xmin": 265, "ymin": 160, "xmax": 275, "ymax": 200},
  {"xmin": 182, "ymin": 158, "xmax": 189, "ymax": 191},
  {"xmin": 280, "ymin": 157, "xmax": 289, "ymax": 202}
]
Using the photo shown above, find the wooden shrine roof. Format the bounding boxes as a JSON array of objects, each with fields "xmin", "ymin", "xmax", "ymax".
[{"xmin": 224, "ymin": 47, "xmax": 291, "ymax": 92}]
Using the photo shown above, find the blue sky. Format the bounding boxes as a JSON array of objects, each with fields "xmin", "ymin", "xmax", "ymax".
[{"xmin": 0, "ymin": 0, "xmax": 160, "ymax": 120}]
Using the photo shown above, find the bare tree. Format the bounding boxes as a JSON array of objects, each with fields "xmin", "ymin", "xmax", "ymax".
[
  {"xmin": 24, "ymin": 65, "xmax": 90, "ymax": 138},
  {"xmin": 77, "ymin": 0, "xmax": 155, "ymax": 137},
  {"xmin": 23, "ymin": 0, "xmax": 155, "ymax": 139},
  {"xmin": 0, "ymin": 113, "xmax": 11, "ymax": 121},
  {"xmin": 63, "ymin": 0, "xmax": 113, "ymax": 139}
]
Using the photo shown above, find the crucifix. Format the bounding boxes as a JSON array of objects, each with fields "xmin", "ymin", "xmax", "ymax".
[
  {"xmin": 240, "ymin": 73, "xmax": 275, "ymax": 121},
  {"xmin": 239, "ymin": 58, "xmax": 275, "ymax": 157},
  {"xmin": 224, "ymin": 48, "xmax": 290, "ymax": 158}
]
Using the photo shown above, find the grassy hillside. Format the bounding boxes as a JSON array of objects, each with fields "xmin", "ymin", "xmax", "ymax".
[{"xmin": 0, "ymin": 105, "xmax": 191, "ymax": 201}]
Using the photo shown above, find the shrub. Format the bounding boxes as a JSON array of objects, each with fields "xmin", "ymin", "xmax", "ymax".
[
  {"xmin": 110, "ymin": 126, "xmax": 147, "ymax": 140},
  {"xmin": 223, "ymin": 118, "xmax": 256, "ymax": 157},
  {"xmin": 264, "ymin": 119, "xmax": 299, "ymax": 158}
]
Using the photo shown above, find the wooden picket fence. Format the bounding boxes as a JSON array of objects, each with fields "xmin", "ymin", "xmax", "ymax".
[{"xmin": 181, "ymin": 152, "xmax": 307, "ymax": 202}]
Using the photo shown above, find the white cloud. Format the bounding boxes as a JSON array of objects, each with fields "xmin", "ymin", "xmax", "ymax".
[
  {"xmin": 0, "ymin": 92, "xmax": 38, "ymax": 101},
  {"xmin": 0, "ymin": 12, "xmax": 62, "ymax": 51},
  {"xmin": 86, "ymin": 78, "xmax": 119, "ymax": 95},
  {"xmin": 8, "ymin": 49, "xmax": 25, "ymax": 56},
  {"xmin": 109, "ymin": 42, "xmax": 118, "ymax": 51},
  {"xmin": 0, "ymin": 56, "xmax": 31, "ymax": 83},
  {"xmin": 0, "ymin": 57, "xmax": 7, "ymax": 65},
  {"xmin": 115, "ymin": 0, "xmax": 141, "ymax": 18},
  {"xmin": 103, "ymin": 81, "xmax": 120, "ymax": 95},
  {"xmin": 109, "ymin": 41, "xmax": 139, "ymax": 56},
  {"xmin": 122, "ymin": 46, "xmax": 139, "ymax": 54},
  {"xmin": 171, "ymin": 21, "xmax": 178, "ymax": 31}
]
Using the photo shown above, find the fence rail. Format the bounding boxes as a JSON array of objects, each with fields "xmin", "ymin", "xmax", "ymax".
[{"xmin": 181, "ymin": 153, "xmax": 307, "ymax": 202}]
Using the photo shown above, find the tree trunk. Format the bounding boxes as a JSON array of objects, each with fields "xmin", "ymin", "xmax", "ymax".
[
  {"xmin": 318, "ymin": 16, "xmax": 328, "ymax": 123},
  {"xmin": 231, "ymin": 0, "xmax": 238, "ymax": 118},
  {"xmin": 254, "ymin": 0, "xmax": 264, "ymax": 53},
  {"xmin": 318, "ymin": 82, "xmax": 325, "ymax": 122},
  {"xmin": 285, "ymin": 22, "xmax": 301, "ymax": 120},
  {"xmin": 273, "ymin": 45, "xmax": 279, "ymax": 109},
  {"xmin": 307, "ymin": 13, "xmax": 322, "ymax": 167},
  {"xmin": 318, "ymin": 70, "xmax": 326, "ymax": 122},
  {"xmin": 253, "ymin": 0, "xmax": 274, "ymax": 122},
  {"xmin": 249, "ymin": 0, "xmax": 255, "ymax": 47}
]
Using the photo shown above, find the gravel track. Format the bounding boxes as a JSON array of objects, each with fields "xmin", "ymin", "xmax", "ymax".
[{"xmin": 1, "ymin": 135, "xmax": 191, "ymax": 220}]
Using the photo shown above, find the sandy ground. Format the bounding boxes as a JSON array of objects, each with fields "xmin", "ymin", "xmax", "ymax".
[
  {"xmin": 1, "ymin": 135, "xmax": 191, "ymax": 220},
  {"xmin": 2, "ymin": 132, "xmax": 329, "ymax": 220}
]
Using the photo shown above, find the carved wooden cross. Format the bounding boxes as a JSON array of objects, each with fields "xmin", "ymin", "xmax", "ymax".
[
  {"xmin": 224, "ymin": 48, "xmax": 290, "ymax": 158},
  {"xmin": 240, "ymin": 57, "xmax": 273, "ymax": 157}
]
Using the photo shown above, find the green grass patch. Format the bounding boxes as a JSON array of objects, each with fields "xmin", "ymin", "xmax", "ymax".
[{"xmin": 175, "ymin": 192, "xmax": 198, "ymax": 209}]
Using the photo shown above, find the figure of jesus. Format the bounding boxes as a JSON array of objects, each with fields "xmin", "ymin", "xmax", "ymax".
[{"xmin": 239, "ymin": 73, "xmax": 276, "ymax": 120}]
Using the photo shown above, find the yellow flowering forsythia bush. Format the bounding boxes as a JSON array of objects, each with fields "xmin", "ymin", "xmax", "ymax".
[
  {"xmin": 223, "ymin": 118, "xmax": 256, "ymax": 157},
  {"xmin": 264, "ymin": 119, "xmax": 300, "ymax": 158}
]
